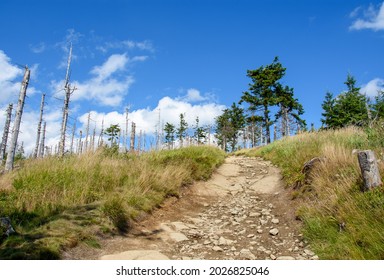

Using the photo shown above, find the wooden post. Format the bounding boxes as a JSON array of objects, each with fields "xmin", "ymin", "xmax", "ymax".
[
  {"xmin": 357, "ymin": 150, "xmax": 382, "ymax": 191},
  {"xmin": 0, "ymin": 103, "xmax": 13, "ymax": 164},
  {"xmin": 5, "ymin": 67, "xmax": 30, "ymax": 172},
  {"xmin": 33, "ymin": 93, "xmax": 45, "ymax": 158}
]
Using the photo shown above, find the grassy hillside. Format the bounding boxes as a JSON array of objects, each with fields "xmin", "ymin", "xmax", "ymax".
[
  {"xmin": 0, "ymin": 146, "xmax": 225, "ymax": 259},
  {"xmin": 236, "ymin": 126, "xmax": 384, "ymax": 259}
]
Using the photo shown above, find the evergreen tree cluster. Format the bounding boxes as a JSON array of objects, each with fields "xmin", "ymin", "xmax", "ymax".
[
  {"xmin": 321, "ymin": 74, "xmax": 384, "ymax": 129},
  {"xmin": 215, "ymin": 57, "xmax": 306, "ymax": 152}
]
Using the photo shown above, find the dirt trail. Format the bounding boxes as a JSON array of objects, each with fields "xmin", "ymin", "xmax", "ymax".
[{"xmin": 63, "ymin": 156, "xmax": 318, "ymax": 260}]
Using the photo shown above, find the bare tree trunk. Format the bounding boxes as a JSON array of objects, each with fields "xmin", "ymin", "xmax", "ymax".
[
  {"xmin": 130, "ymin": 122, "xmax": 136, "ymax": 151},
  {"xmin": 125, "ymin": 107, "xmax": 129, "ymax": 152},
  {"xmin": 84, "ymin": 112, "xmax": 90, "ymax": 152},
  {"xmin": 33, "ymin": 93, "xmax": 45, "ymax": 158},
  {"xmin": 5, "ymin": 67, "xmax": 30, "ymax": 172},
  {"xmin": 357, "ymin": 150, "xmax": 382, "ymax": 191},
  {"xmin": 70, "ymin": 120, "xmax": 76, "ymax": 154},
  {"xmin": 98, "ymin": 119, "xmax": 104, "ymax": 148},
  {"xmin": 39, "ymin": 121, "xmax": 46, "ymax": 158},
  {"xmin": 59, "ymin": 44, "xmax": 75, "ymax": 157},
  {"xmin": 0, "ymin": 103, "xmax": 13, "ymax": 164}
]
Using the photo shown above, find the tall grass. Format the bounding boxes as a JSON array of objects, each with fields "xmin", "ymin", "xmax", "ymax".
[
  {"xmin": 0, "ymin": 145, "xmax": 225, "ymax": 259},
  {"xmin": 237, "ymin": 125, "xmax": 384, "ymax": 259}
]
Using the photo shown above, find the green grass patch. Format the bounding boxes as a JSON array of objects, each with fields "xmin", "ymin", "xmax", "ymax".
[
  {"xmin": 237, "ymin": 125, "xmax": 384, "ymax": 259},
  {"xmin": 0, "ymin": 145, "xmax": 225, "ymax": 259}
]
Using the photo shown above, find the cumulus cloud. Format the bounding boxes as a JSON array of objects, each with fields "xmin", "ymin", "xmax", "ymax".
[
  {"xmin": 350, "ymin": 2, "xmax": 384, "ymax": 31},
  {"xmin": 51, "ymin": 53, "xmax": 144, "ymax": 107},
  {"xmin": 360, "ymin": 78, "xmax": 384, "ymax": 97},
  {"xmin": 0, "ymin": 50, "xmax": 38, "ymax": 103},
  {"xmin": 76, "ymin": 96, "xmax": 226, "ymax": 137}
]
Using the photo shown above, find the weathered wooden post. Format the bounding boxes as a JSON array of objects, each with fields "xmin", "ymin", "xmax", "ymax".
[{"xmin": 357, "ymin": 150, "xmax": 382, "ymax": 192}]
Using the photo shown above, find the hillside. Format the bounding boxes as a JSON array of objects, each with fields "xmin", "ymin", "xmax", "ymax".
[
  {"xmin": 0, "ymin": 146, "xmax": 225, "ymax": 259},
  {"xmin": 236, "ymin": 126, "xmax": 384, "ymax": 259}
]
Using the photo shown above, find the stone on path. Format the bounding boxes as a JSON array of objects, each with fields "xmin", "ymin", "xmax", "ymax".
[
  {"xmin": 169, "ymin": 232, "xmax": 189, "ymax": 242},
  {"xmin": 276, "ymin": 256, "xmax": 296, "ymax": 260},
  {"xmin": 239, "ymin": 249, "xmax": 256, "ymax": 260},
  {"xmin": 212, "ymin": 246, "xmax": 224, "ymax": 252},
  {"xmin": 100, "ymin": 250, "xmax": 169, "ymax": 260},
  {"xmin": 269, "ymin": 228, "xmax": 279, "ymax": 236}
]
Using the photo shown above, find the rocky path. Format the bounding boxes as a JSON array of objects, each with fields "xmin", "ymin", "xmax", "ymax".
[{"xmin": 64, "ymin": 156, "xmax": 318, "ymax": 260}]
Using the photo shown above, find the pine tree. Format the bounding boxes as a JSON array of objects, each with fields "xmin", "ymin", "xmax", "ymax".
[
  {"xmin": 241, "ymin": 57, "xmax": 286, "ymax": 143},
  {"xmin": 275, "ymin": 84, "xmax": 306, "ymax": 135},
  {"xmin": 371, "ymin": 90, "xmax": 384, "ymax": 120},
  {"xmin": 193, "ymin": 117, "xmax": 206, "ymax": 145},
  {"xmin": 321, "ymin": 91, "xmax": 335, "ymax": 128},
  {"xmin": 164, "ymin": 122, "xmax": 175, "ymax": 149},
  {"xmin": 176, "ymin": 113, "xmax": 188, "ymax": 148},
  {"xmin": 104, "ymin": 124, "xmax": 121, "ymax": 147},
  {"xmin": 321, "ymin": 74, "xmax": 368, "ymax": 129},
  {"xmin": 215, "ymin": 103, "xmax": 245, "ymax": 152}
]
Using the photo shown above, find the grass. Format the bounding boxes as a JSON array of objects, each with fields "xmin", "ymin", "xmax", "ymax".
[
  {"xmin": 236, "ymin": 125, "xmax": 384, "ymax": 259},
  {"xmin": 0, "ymin": 145, "xmax": 225, "ymax": 259}
]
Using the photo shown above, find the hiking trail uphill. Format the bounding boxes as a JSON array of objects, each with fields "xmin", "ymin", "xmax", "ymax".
[{"xmin": 64, "ymin": 156, "xmax": 318, "ymax": 260}]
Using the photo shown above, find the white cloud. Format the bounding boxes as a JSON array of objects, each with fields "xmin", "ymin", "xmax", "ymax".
[
  {"xmin": 90, "ymin": 53, "xmax": 129, "ymax": 81},
  {"xmin": 184, "ymin": 88, "xmax": 206, "ymax": 102},
  {"xmin": 360, "ymin": 78, "xmax": 384, "ymax": 97},
  {"xmin": 0, "ymin": 50, "xmax": 38, "ymax": 103},
  {"xmin": 30, "ymin": 42, "xmax": 46, "ymax": 54},
  {"xmin": 350, "ymin": 2, "xmax": 384, "ymax": 31},
  {"xmin": 51, "ymin": 53, "xmax": 141, "ymax": 107},
  {"xmin": 77, "ymin": 96, "xmax": 226, "ymax": 137},
  {"xmin": 96, "ymin": 39, "xmax": 154, "ymax": 53}
]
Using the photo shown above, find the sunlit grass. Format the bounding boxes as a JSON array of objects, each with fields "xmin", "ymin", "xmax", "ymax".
[
  {"xmin": 237, "ymin": 125, "xmax": 384, "ymax": 259},
  {"xmin": 0, "ymin": 145, "xmax": 225, "ymax": 259}
]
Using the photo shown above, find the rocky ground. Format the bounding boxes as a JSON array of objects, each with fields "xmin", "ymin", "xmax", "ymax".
[{"xmin": 63, "ymin": 156, "xmax": 318, "ymax": 260}]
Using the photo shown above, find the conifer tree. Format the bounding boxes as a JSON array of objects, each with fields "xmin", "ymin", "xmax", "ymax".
[
  {"xmin": 176, "ymin": 113, "xmax": 188, "ymax": 147},
  {"xmin": 215, "ymin": 103, "xmax": 245, "ymax": 152},
  {"xmin": 321, "ymin": 74, "xmax": 368, "ymax": 129},
  {"xmin": 164, "ymin": 122, "xmax": 175, "ymax": 149}
]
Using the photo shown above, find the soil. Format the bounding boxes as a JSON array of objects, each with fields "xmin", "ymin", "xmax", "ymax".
[{"xmin": 62, "ymin": 156, "xmax": 318, "ymax": 260}]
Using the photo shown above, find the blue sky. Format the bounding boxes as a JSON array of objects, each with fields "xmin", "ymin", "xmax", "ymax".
[{"xmin": 1, "ymin": 0, "xmax": 384, "ymax": 153}]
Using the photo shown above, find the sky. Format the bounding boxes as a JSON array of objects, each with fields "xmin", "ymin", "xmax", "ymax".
[{"xmin": 0, "ymin": 0, "xmax": 384, "ymax": 154}]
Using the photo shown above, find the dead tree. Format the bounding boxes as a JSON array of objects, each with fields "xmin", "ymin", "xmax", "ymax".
[
  {"xmin": 98, "ymin": 119, "xmax": 104, "ymax": 148},
  {"xmin": 84, "ymin": 112, "xmax": 90, "ymax": 152},
  {"xmin": 39, "ymin": 121, "xmax": 46, "ymax": 158},
  {"xmin": 357, "ymin": 150, "xmax": 382, "ymax": 192},
  {"xmin": 0, "ymin": 103, "xmax": 13, "ymax": 164},
  {"xmin": 5, "ymin": 67, "xmax": 30, "ymax": 172},
  {"xmin": 59, "ymin": 43, "xmax": 76, "ymax": 157},
  {"xmin": 70, "ymin": 120, "xmax": 76, "ymax": 154},
  {"xmin": 130, "ymin": 122, "xmax": 136, "ymax": 151},
  {"xmin": 33, "ymin": 93, "xmax": 45, "ymax": 158},
  {"xmin": 125, "ymin": 106, "xmax": 129, "ymax": 152}
]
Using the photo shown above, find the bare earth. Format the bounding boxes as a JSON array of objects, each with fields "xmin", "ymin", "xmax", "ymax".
[{"xmin": 63, "ymin": 156, "xmax": 318, "ymax": 260}]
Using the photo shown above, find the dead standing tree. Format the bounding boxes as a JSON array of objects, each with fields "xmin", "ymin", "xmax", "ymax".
[
  {"xmin": 5, "ymin": 67, "xmax": 30, "ymax": 172},
  {"xmin": 0, "ymin": 103, "xmax": 13, "ymax": 164},
  {"xmin": 59, "ymin": 43, "xmax": 76, "ymax": 157},
  {"xmin": 33, "ymin": 93, "xmax": 45, "ymax": 158}
]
